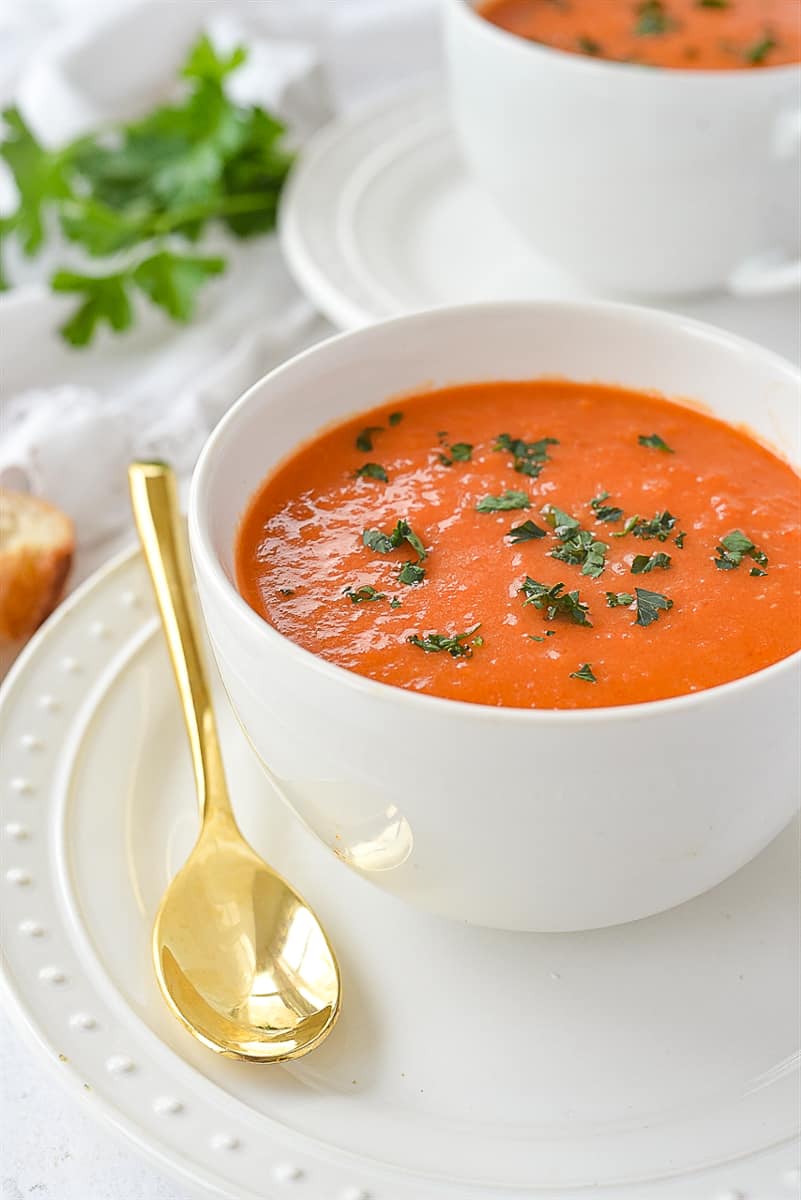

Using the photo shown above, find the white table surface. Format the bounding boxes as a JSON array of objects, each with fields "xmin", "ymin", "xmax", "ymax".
[{"xmin": 2, "ymin": 2, "xmax": 800, "ymax": 1197}]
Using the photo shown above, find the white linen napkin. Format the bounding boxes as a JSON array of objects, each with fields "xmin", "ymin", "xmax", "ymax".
[{"xmin": 0, "ymin": 0, "xmax": 440, "ymax": 582}]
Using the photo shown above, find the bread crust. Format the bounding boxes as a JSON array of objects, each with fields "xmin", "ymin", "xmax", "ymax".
[{"xmin": 0, "ymin": 490, "xmax": 75, "ymax": 643}]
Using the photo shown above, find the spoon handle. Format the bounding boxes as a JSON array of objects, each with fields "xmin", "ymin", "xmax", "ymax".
[{"xmin": 128, "ymin": 461, "xmax": 231, "ymax": 822}]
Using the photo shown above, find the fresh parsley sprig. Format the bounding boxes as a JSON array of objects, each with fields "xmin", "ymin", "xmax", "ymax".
[
  {"xmin": 0, "ymin": 35, "xmax": 293, "ymax": 344},
  {"xmin": 713, "ymin": 529, "xmax": 768, "ymax": 573}
]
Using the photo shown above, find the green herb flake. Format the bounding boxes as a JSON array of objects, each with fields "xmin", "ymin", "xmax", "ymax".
[
  {"xmin": 508, "ymin": 519, "xmax": 547, "ymax": 543},
  {"xmin": 520, "ymin": 578, "xmax": 592, "ymax": 626},
  {"xmin": 344, "ymin": 585, "xmax": 386, "ymax": 604},
  {"xmin": 634, "ymin": 0, "xmax": 676, "ymax": 36},
  {"xmin": 354, "ymin": 462, "xmax": 388, "ymax": 482},
  {"xmin": 390, "ymin": 596, "xmax": 402, "ymax": 609},
  {"xmin": 615, "ymin": 510, "xmax": 678, "ymax": 542},
  {"xmin": 398, "ymin": 561, "xmax": 425, "ymax": 586},
  {"xmin": 606, "ymin": 591, "xmax": 634, "ymax": 608},
  {"xmin": 493, "ymin": 433, "xmax": 558, "ymax": 478},
  {"xmin": 569, "ymin": 662, "xmax": 597, "ymax": 683},
  {"xmin": 388, "ymin": 411, "xmax": 403, "ymax": 426},
  {"xmin": 439, "ymin": 440, "xmax": 473, "ymax": 466},
  {"xmin": 634, "ymin": 587, "xmax": 673, "ymax": 627},
  {"xmin": 408, "ymin": 622, "xmax": 482, "ymax": 658},
  {"xmin": 546, "ymin": 506, "xmax": 608, "ymax": 578},
  {"xmin": 697, "ymin": 0, "xmax": 728, "ymax": 7},
  {"xmin": 476, "ymin": 490, "xmax": 531, "ymax": 513},
  {"xmin": 750, "ymin": 567, "xmax": 768, "ymax": 578},
  {"xmin": 362, "ymin": 519, "xmax": 427, "ymax": 562},
  {"xmin": 713, "ymin": 529, "xmax": 768, "ymax": 572},
  {"xmin": 744, "ymin": 34, "xmax": 777, "ymax": 64},
  {"xmin": 638, "ymin": 433, "xmax": 675, "ymax": 453},
  {"xmin": 577, "ymin": 35, "xmax": 603, "ymax": 55},
  {"xmin": 631, "ymin": 551, "xmax": 672, "ymax": 574},
  {"xmin": 674, "ymin": 530, "xmax": 687, "ymax": 549},
  {"xmin": 527, "ymin": 630, "xmax": 556, "ymax": 642},
  {"xmin": 355, "ymin": 426, "xmax": 383, "ymax": 453},
  {"xmin": 590, "ymin": 491, "xmax": 624, "ymax": 523}
]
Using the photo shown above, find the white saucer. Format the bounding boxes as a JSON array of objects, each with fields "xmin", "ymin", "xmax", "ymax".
[
  {"xmin": 1, "ymin": 548, "xmax": 799, "ymax": 1200},
  {"xmin": 279, "ymin": 88, "xmax": 801, "ymax": 365}
]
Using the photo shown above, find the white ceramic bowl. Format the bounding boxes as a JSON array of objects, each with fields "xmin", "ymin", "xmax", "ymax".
[
  {"xmin": 444, "ymin": 0, "xmax": 801, "ymax": 297},
  {"xmin": 189, "ymin": 302, "xmax": 801, "ymax": 932}
]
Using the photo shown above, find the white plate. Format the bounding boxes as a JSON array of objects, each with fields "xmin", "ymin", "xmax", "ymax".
[
  {"xmin": 278, "ymin": 88, "xmax": 801, "ymax": 365},
  {"xmin": 1, "ymin": 548, "xmax": 800, "ymax": 1200}
]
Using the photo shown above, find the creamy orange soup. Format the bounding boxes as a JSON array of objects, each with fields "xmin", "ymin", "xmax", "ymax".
[
  {"xmin": 236, "ymin": 381, "xmax": 801, "ymax": 710},
  {"xmin": 478, "ymin": 0, "xmax": 801, "ymax": 69}
]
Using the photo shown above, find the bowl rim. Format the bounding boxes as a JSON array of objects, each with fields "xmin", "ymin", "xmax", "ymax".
[
  {"xmin": 189, "ymin": 297, "xmax": 801, "ymax": 728},
  {"xmin": 447, "ymin": 0, "xmax": 801, "ymax": 83}
]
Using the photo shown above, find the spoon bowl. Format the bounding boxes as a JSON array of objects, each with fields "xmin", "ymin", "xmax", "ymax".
[{"xmin": 129, "ymin": 461, "xmax": 340, "ymax": 1063}]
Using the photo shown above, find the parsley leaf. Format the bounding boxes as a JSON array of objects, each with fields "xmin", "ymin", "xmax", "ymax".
[
  {"xmin": 713, "ymin": 529, "xmax": 768, "ymax": 572},
  {"xmin": 355, "ymin": 462, "xmax": 389, "ymax": 482},
  {"xmin": 590, "ymin": 491, "xmax": 624, "ymax": 523},
  {"xmin": 355, "ymin": 426, "xmax": 383, "ymax": 452},
  {"xmin": 398, "ymin": 561, "xmax": 425, "ymax": 586},
  {"xmin": 606, "ymin": 591, "xmax": 634, "ymax": 607},
  {"xmin": 613, "ymin": 510, "xmax": 678, "ymax": 542},
  {"xmin": 635, "ymin": 0, "xmax": 676, "ymax": 36},
  {"xmin": 634, "ymin": 587, "xmax": 673, "ymax": 627},
  {"xmin": 476, "ymin": 490, "xmax": 531, "ymax": 512},
  {"xmin": 570, "ymin": 662, "xmax": 597, "ymax": 683},
  {"xmin": 388, "ymin": 411, "xmax": 403, "ymax": 426},
  {"xmin": 521, "ymin": 578, "xmax": 592, "ymax": 626},
  {"xmin": 131, "ymin": 250, "xmax": 225, "ymax": 320},
  {"xmin": 674, "ymin": 530, "xmax": 687, "ymax": 549},
  {"xmin": 408, "ymin": 623, "xmax": 482, "ymax": 658},
  {"xmin": 344, "ymin": 585, "xmax": 386, "ymax": 604},
  {"xmin": 439, "ymin": 441, "xmax": 473, "ymax": 466},
  {"xmin": 362, "ymin": 519, "xmax": 427, "ymax": 562},
  {"xmin": 0, "ymin": 107, "xmax": 73, "ymax": 255},
  {"xmin": 697, "ymin": 0, "xmax": 728, "ymax": 6},
  {"xmin": 527, "ymin": 630, "xmax": 556, "ymax": 642},
  {"xmin": 744, "ymin": 34, "xmax": 776, "ymax": 64},
  {"xmin": 578, "ymin": 35, "xmax": 603, "ymax": 55},
  {"xmin": 750, "ymin": 567, "xmax": 768, "ymax": 577},
  {"xmin": 631, "ymin": 551, "xmax": 672, "ymax": 574},
  {"xmin": 546, "ymin": 506, "xmax": 608, "ymax": 578},
  {"xmin": 638, "ymin": 433, "xmax": 675, "ymax": 453},
  {"xmin": 508, "ymin": 519, "xmax": 547, "ymax": 543},
  {"xmin": 51, "ymin": 268, "xmax": 134, "ymax": 345},
  {"xmin": 493, "ymin": 433, "xmax": 558, "ymax": 478}
]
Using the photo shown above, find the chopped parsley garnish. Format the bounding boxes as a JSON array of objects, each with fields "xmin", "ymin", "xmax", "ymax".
[
  {"xmin": 388, "ymin": 411, "xmax": 403, "ymax": 426},
  {"xmin": 606, "ymin": 591, "xmax": 634, "ymax": 608},
  {"xmin": 614, "ymin": 510, "xmax": 678, "ymax": 542},
  {"xmin": 631, "ymin": 551, "xmax": 672, "ymax": 574},
  {"xmin": 344, "ymin": 585, "xmax": 386, "ymax": 604},
  {"xmin": 493, "ymin": 433, "xmax": 558, "ymax": 478},
  {"xmin": 634, "ymin": 0, "xmax": 676, "ymax": 36},
  {"xmin": 570, "ymin": 662, "xmax": 597, "ymax": 683},
  {"xmin": 590, "ymin": 491, "xmax": 624, "ymax": 523},
  {"xmin": 713, "ymin": 529, "xmax": 768, "ymax": 572},
  {"xmin": 362, "ymin": 518, "xmax": 427, "ymax": 561},
  {"xmin": 638, "ymin": 433, "xmax": 675, "ymax": 453},
  {"xmin": 355, "ymin": 462, "xmax": 388, "ymax": 482},
  {"xmin": 674, "ymin": 530, "xmax": 687, "ymax": 549},
  {"xmin": 744, "ymin": 34, "xmax": 776, "ymax": 64},
  {"xmin": 390, "ymin": 596, "xmax": 402, "ymax": 609},
  {"xmin": 578, "ymin": 35, "xmax": 603, "ymax": 55},
  {"xmin": 278, "ymin": 588, "xmax": 295, "ymax": 597},
  {"xmin": 355, "ymin": 426, "xmax": 383, "ymax": 452},
  {"xmin": 521, "ymin": 578, "xmax": 592, "ymax": 626},
  {"xmin": 476, "ymin": 490, "xmax": 531, "ymax": 512},
  {"xmin": 634, "ymin": 587, "xmax": 673, "ymax": 627},
  {"xmin": 750, "ymin": 567, "xmax": 768, "ymax": 578},
  {"xmin": 697, "ymin": 0, "xmax": 728, "ymax": 7},
  {"xmin": 397, "ymin": 561, "xmax": 425, "ymax": 586},
  {"xmin": 508, "ymin": 519, "xmax": 547, "ymax": 543},
  {"xmin": 408, "ymin": 623, "xmax": 482, "ymax": 658},
  {"xmin": 439, "ymin": 441, "xmax": 473, "ymax": 466},
  {"xmin": 527, "ymin": 630, "xmax": 556, "ymax": 642},
  {"xmin": 546, "ymin": 506, "xmax": 608, "ymax": 578}
]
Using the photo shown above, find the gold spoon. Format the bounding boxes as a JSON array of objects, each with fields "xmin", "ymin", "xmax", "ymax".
[{"xmin": 128, "ymin": 461, "xmax": 341, "ymax": 1062}]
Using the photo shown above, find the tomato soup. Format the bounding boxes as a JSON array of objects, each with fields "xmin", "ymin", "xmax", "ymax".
[
  {"xmin": 235, "ymin": 381, "xmax": 801, "ymax": 710},
  {"xmin": 478, "ymin": 0, "xmax": 801, "ymax": 69}
]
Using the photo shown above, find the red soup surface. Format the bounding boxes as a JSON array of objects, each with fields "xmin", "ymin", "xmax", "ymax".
[
  {"xmin": 235, "ymin": 381, "xmax": 801, "ymax": 710},
  {"xmin": 478, "ymin": 0, "xmax": 801, "ymax": 69}
]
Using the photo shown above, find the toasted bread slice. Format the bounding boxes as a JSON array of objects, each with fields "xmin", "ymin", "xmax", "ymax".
[{"xmin": 0, "ymin": 489, "xmax": 75, "ymax": 643}]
